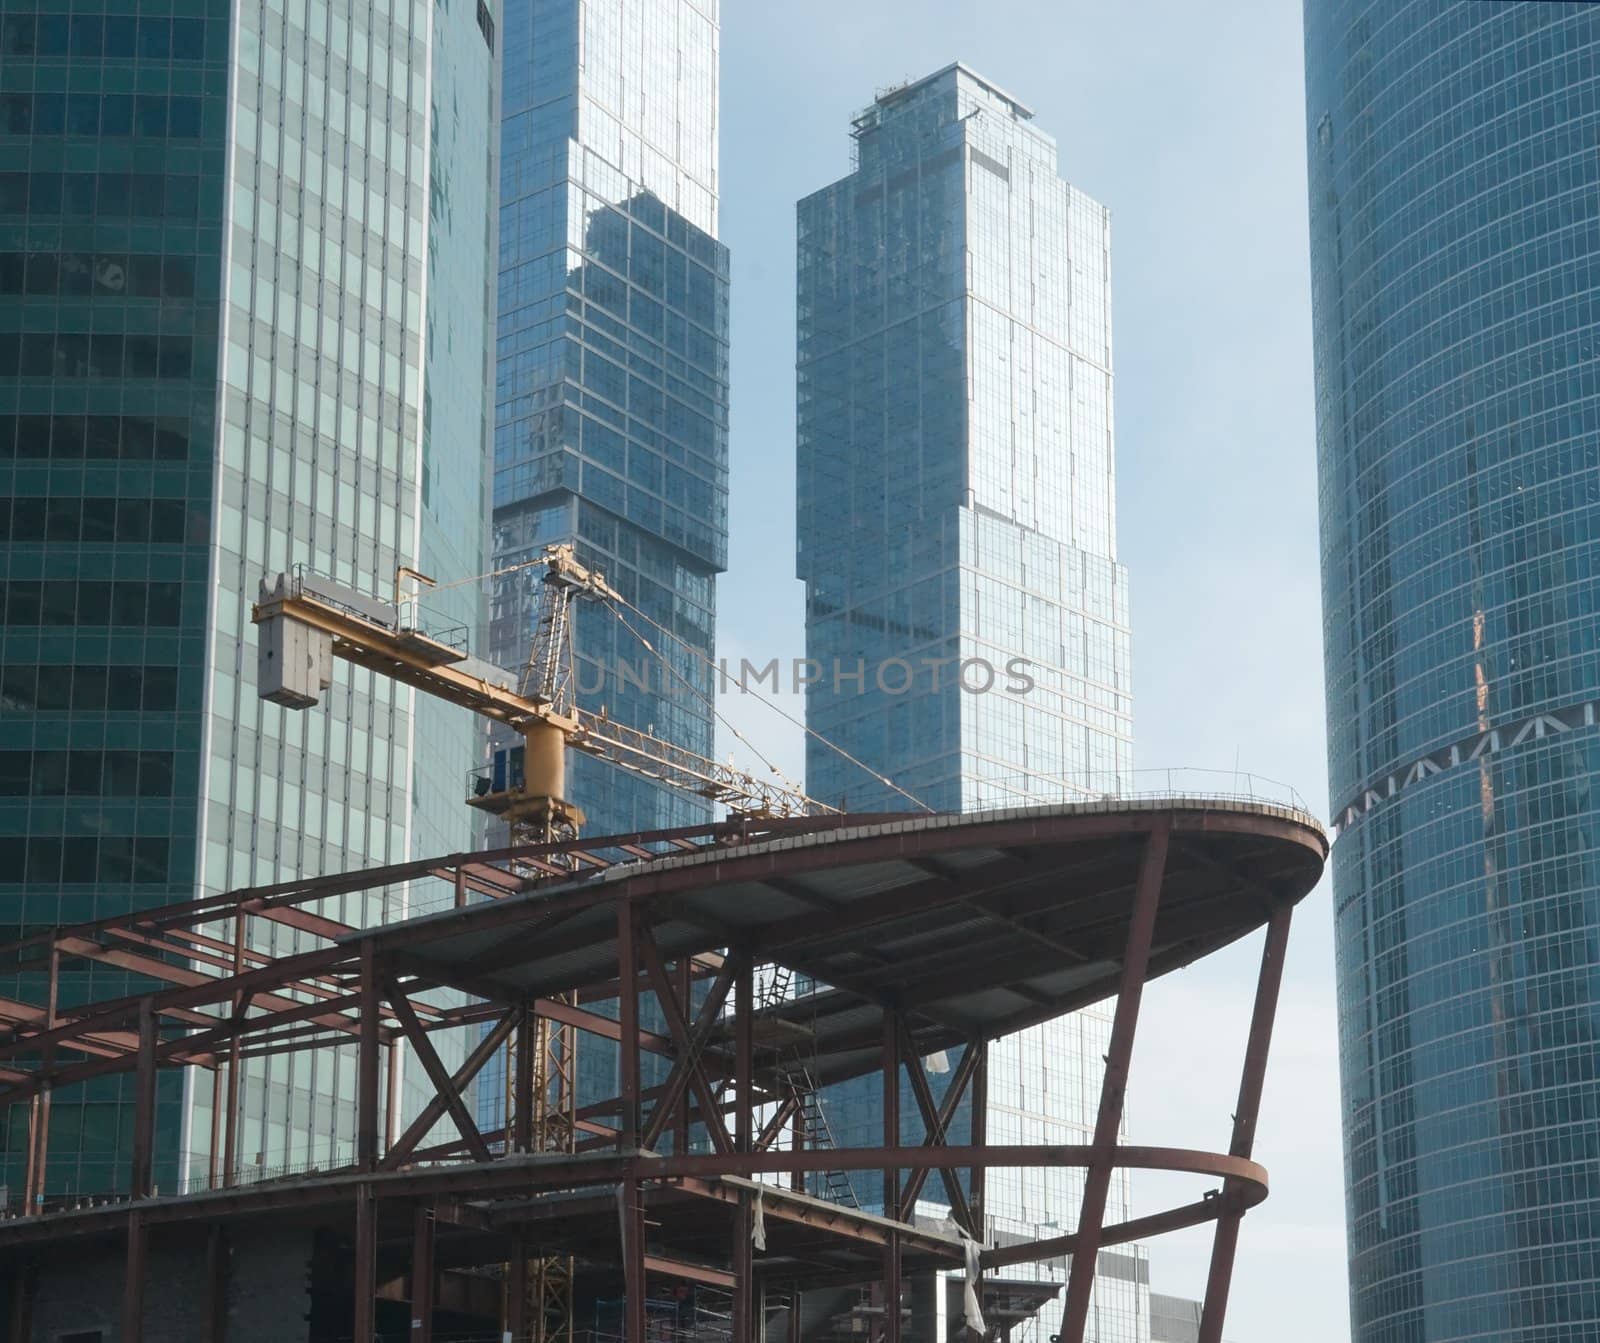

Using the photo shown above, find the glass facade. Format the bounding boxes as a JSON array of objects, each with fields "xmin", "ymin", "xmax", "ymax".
[
  {"xmin": 490, "ymin": 0, "xmax": 727, "ymax": 843},
  {"xmin": 0, "ymin": 0, "xmax": 496, "ymax": 1196},
  {"xmin": 1305, "ymin": 3, "xmax": 1600, "ymax": 1341},
  {"xmin": 0, "ymin": 0, "xmax": 229, "ymax": 1199},
  {"xmin": 795, "ymin": 65, "xmax": 1144, "ymax": 1343},
  {"xmin": 480, "ymin": 0, "xmax": 727, "ymax": 1120}
]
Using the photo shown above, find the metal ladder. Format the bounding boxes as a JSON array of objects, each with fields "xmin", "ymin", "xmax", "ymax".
[
  {"xmin": 758, "ymin": 961, "xmax": 794, "ymax": 1011},
  {"xmin": 783, "ymin": 1062, "xmax": 860, "ymax": 1209}
]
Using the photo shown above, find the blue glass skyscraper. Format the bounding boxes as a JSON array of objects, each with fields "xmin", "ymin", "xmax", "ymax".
[
  {"xmin": 796, "ymin": 65, "xmax": 1145, "ymax": 1343},
  {"xmin": 1306, "ymin": 3, "xmax": 1600, "ymax": 1340},
  {"xmin": 482, "ymin": 0, "xmax": 727, "ymax": 1121},
  {"xmin": 0, "ymin": 0, "xmax": 497, "ymax": 1194},
  {"xmin": 490, "ymin": 0, "xmax": 728, "ymax": 839}
]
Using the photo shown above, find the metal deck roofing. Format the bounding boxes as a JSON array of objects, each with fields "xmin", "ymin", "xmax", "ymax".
[{"xmin": 357, "ymin": 799, "xmax": 1326, "ymax": 1089}]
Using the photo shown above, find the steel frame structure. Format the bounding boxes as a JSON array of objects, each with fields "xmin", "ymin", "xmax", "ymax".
[{"xmin": 0, "ymin": 803, "xmax": 1323, "ymax": 1343}]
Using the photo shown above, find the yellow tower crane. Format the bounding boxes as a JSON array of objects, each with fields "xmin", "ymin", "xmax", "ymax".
[{"xmin": 252, "ymin": 544, "xmax": 832, "ymax": 1343}]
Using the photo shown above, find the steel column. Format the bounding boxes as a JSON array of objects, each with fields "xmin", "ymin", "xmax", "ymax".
[
  {"xmin": 357, "ymin": 940, "xmax": 380, "ymax": 1169},
  {"xmin": 676, "ymin": 956, "xmax": 692, "ymax": 1154},
  {"xmin": 221, "ymin": 908, "xmax": 246, "ymax": 1188},
  {"xmin": 505, "ymin": 1233, "xmax": 528, "ymax": 1341},
  {"xmin": 122, "ymin": 1209, "xmax": 146, "ymax": 1343},
  {"xmin": 882, "ymin": 1007, "xmax": 901, "ymax": 1343},
  {"xmin": 514, "ymin": 1001, "xmax": 534, "ymax": 1154},
  {"xmin": 130, "ymin": 997, "xmax": 156, "ymax": 1199},
  {"xmin": 882, "ymin": 1006, "xmax": 900, "ymax": 1206},
  {"xmin": 411, "ymin": 1203, "xmax": 436, "ymax": 1343},
  {"xmin": 208, "ymin": 1062, "xmax": 224, "ymax": 1189},
  {"xmin": 1197, "ymin": 900, "xmax": 1293, "ymax": 1343},
  {"xmin": 971, "ymin": 1039, "xmax": 988, "ymax": 1232},
  {"xmin": 1058, "ymin": 821, "xmax": 1168, "ymax": 1341},
  {"xmin": 386, "ymin": 1038, "xmax": 402, "ymax": 1155},
  {"xmin": 735, "ymin": 954, "xmax": 753, "ymax": 1154},
  {"xmin": 204, "ymin": 1224, "xmax": 229, "ymax": 1342},
  {"xmin": 221, "ymin": 1033, "xmax": 241, "ymax": 1187},
  {"xmin": 620, "ymin": 1173, "xmax": 646, "ymax": 1343},
  {"xmin": 732, "ymin": 1190, "xmax": 753, "ymax": 1343},
  {"xmin": 971, "ymin": 1039, "xmax": 988, "ymax": 1325},
  {"xmin": 354, "ymin": 1184, "xmax": 377, "ymax": 1343},
  {"xmin": 7, "ymin": 1264, "xmax": 33, "ymax": 1343},
  {"xmin": 28, "ymin": 948, "xmax": 58, "ymax": 1211},
  {"xmin": 20, "ymin": 1092, "xmax": 41, "ymax": 1211},
  {"xmin": 790, "ymin": 1082, "xmax": 804, "ymax": 1194},
  {"xmin": 617, "ymin": 907, "xmax": 640, "ymax": 1150}
]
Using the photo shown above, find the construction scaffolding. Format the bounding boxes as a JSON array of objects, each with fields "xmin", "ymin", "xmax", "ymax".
[{"xmin": 0, "ymin": 799, "xmax": 1325, "ymax": 1343}]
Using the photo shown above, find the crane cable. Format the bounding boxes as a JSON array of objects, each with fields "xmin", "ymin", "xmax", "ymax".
[
  {"xmin": 601, "ymin": 589, "xmax": 936, "ymax": 816},
  {"xmin": 396, "ymin": 553, "xmax": 571, "ymax": 627},
  {"xmin": 602, "ymin": 600, "xmax": 807, "ymax": 801}
]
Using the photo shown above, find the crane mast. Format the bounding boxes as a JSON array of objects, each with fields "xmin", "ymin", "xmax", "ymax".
[{"xmin": 252, "ymin": 545, "xmax": 833, "ymax": 1342}]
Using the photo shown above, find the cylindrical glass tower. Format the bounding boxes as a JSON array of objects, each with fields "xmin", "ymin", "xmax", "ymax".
[{"xmin": 1305, "ymin": 2, "xmax": 1600, "ymax": 1340}]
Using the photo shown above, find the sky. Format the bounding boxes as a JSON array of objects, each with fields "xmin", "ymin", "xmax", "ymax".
[{"xmin": 709, "ymin": 1, "xmax": 1349, "ymax": 1339}]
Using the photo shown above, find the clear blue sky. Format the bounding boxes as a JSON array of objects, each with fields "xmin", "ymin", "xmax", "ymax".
[{"xmin": 710, "ymin": 2, "xmax": 1348, "ymax": 1339}]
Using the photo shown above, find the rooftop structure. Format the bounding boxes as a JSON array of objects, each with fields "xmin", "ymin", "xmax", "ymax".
[{"xmin": 0, "ymin": 798, "xmax": 1324, "ymax": 1343}]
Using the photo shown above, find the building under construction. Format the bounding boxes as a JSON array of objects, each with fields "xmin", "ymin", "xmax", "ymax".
[{"xmin": 0, "ymin": 559, "xmax": 1327, "ymax": 1343}]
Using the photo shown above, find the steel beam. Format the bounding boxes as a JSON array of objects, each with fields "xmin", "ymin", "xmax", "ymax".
[
  {"xmin": 635, "ymin": 955, "xmax": 735, "ymax": 1151},
  {"xmin": 385, "ymin": 1010, "xmax": 515, "ymax": 1168},
  {"xmin": 756, "ymin": 1095, "xmax": 798, "ymax": 1153},
  {"xmin": 385, "ymin": 981, "xmax": 491, "ymax": 1162},
  {"xmin": 1058, "ymin": 821, "xmax": 1169, "ymax": 1341},
  {"xmin": 1197, "ymin": 900, "xmax": 1293, "ymax": 1343},
  {"xmin": 646, "ymin": 1254, "xmax": 737, "ymax": 1290},
  {"xmin": 0, "ymin": 1143, "xmax": 1270, "ymax": 1260},
  {"xmin": 637, "ymin": 935, "xmax": 734, "ymax": 1155},
  {"xmin": 897, "ymin": 1029, "xmax": 975, "ymax": 1233},
  {"xmin": 896, "ymin": 1040, "xmax": 980, "ymax": 1217}
]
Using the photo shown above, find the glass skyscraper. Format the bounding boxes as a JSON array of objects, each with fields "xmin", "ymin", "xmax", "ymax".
[
  {"xmin": 1305, "ymin": 3, "xmax": 1600, "ymax": 1340},
  {"xmin": 796, "ymin": 65, "xmax": 1144, "ymax": 1343},
  {"xmin": 0, "ymin": 0, "xmax": 497, "ymax": 1196},
  {"xmin": 477, "ymin": 0, "xmax": 727, "ymax": 1122},
  {"xmin": 489, "ymin": 0, "xmax": 728, "ymax": 839}
]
